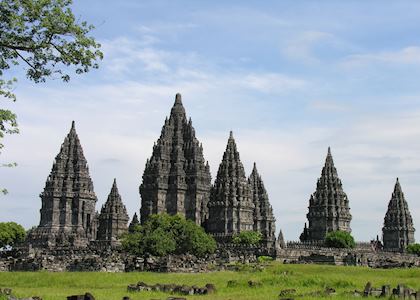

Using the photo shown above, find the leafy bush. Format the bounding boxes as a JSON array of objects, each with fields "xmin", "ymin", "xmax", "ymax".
[
  {"xmin": 122, "ymin": 214, "xmax": 216, "ymax": 257},
  {"xmin": 257, "ymin": 256, "xmax": 274, "ymax": 263},
  {"xmin": 406, "ymin": 243, "xmax": 420, "ymax": 255},
  {"xmin": 0, "ymin": 222, "xmax": 26, "ymax": 248},
  {"xmin": 325, "ymin": 230, "xmax": 355, "ymax": 249},
  {"xmin": 232, "ymin": 231, "xmax": 262, "ymax": 245}
]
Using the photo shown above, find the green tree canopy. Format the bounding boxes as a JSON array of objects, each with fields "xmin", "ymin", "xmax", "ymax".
[
  {"xmin": 122, "ymin": 214, "xmax": 217, "ymax": 257},
  {"xmin": 406, "ymin": 243, "xmax": 420, "ymax": 256},
  {"xmin": 232, "ymin": 231, "xmax": 262, "ymax": 245},
  {"xmin": 0, "ymin": 222, "xmax": 26, "ymax": 248},
  {"xmin": 0, "ymin": 0, "xmax": 103, "ymax": 193},
  {"xmin": 325, "ymin": 230, "xmax": 355, "ymax": 249}
]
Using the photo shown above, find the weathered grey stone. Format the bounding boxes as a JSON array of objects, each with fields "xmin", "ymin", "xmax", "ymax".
[
  {"xmin": 249, "ymin": 163, "xmax": 276, "ymax": 249},
  {"xmin": 207, "ymin": 132, "xmax": 254, "ymax": 242},
  {"xmin": 205, "ymin": 283, "xmax": 216, "ymax": 294},
  {"xmin": 381, "ymin": 285, "xmax": 391, "ymax": 297},
  {"xmin": 97, "ymin": 179, "xmax": 129, "ymax": 244},
  {"xmin": 140, "ymin": 93, "xmax": 211, "ymax": 225},
  {"xmin": 300, "ymin": 147, "xmax": 352, "ymax": 242},
  {"xmin": 363, "ymin": 282, "xmax": 372, "ymax": 296},
  {"xmin": 382, "ymin": 178, "xmax": 416, "ymax": 251},
  {"xmin": 128, "ymin": 213, "xmax": 139, "ymax": 233},
  {"xmin": 66, "ymin": 293, "xmax": 95, "ymax": 300},
  {"xmin": 27, "ymin": 121, "xmax": 97, "ymax": 248}
]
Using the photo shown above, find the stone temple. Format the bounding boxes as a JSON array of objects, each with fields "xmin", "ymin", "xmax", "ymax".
[
  {"xmin": 139, "ymin": 93, "xmax": 212, "ymax": 225},
  {"xmin": 97, "ymin": 179, "xmax": 129, "ymax": 244},
  {"xmin": 206, "ymin": 132, "xmax": 276, "ymax": 247},
  {"xmin": 28, "ymin": 121, "xmax": 98, "ymax": 247},
  {"xmin": 249, "ymin": 163, "xmax": 276, "ymax": 248},
  {"xmin": 207, "ymin": 132, "xmax": 255, "ymax": 241},
  {"xmin": 300, "ymin": 147, "xmax": 352, "ymax": 242},
  {"xmin": 382, "ymin": 178, "xmax": 416, "ymax": 250}
]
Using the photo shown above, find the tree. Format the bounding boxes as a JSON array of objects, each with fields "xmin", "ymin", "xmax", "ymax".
[
  {"xmin": 0, "ymin": 222, "xmax": 26, "ymax": 248},
  {"xmin": 325, "ymin": 230, "xmax": 355, "ymax": 249},
  {"xmin": 0, "ymin": 0, "xmax": 103, "ymax": 193},
  {"xmin": 232, "ymin": 231, "xmax": 262, "ymax": 245},
  {"xmin": 122, "ymin": 214, "xmax": 217, "ymax": 257},
  {"xmin": 406, "ymin": 243, "xmax": 420, "ymax": 256}
]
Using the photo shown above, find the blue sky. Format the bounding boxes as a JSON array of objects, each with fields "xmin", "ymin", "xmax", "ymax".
[{"xmin": 1, "ymin": 0, "xmax": 420, "ymax": 241}]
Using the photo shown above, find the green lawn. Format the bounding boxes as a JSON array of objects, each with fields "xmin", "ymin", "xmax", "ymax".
[{"xmin": 0, "ymin": 263, "xmax": 419, "ymax": 300}]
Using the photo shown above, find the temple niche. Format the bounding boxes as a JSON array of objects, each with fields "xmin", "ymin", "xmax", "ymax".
[
  {"xmin": 27, "ymin": 121, "xmax": 97, "ymax": 248},
  {"xmin": 300, "ymin": 147, "xmax": 352, "ymax": 242},
  {"xmin": 139, "ymin": 94, "xmax": 211, "ymax": 225},
  {"xmin": 382, "ymin": 178, "xmax": 416, "ymax": 251}
]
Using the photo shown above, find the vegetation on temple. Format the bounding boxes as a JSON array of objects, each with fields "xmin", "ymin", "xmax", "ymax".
[
  {"xmin": 122, "ymin": 214, "xmax": 216, "ymax": 257},
  {"xmin": 0, "ymin": 0, "xmax": 102, "ymax": 194},
  {"xmin": 325, "ymin": 230, "xmax": 356, "ymax": 249},
  {"xmin": 232, "ymin": 231, "xmax": 262, "ymax": 245},
  {"xmin": 0, "ymin": 222, "xmax": 25, "ymax": 248}
]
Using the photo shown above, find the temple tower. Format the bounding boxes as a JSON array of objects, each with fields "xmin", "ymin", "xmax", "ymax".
[
  {"xmin": 139, "ymin": 94, "xmax": 211, "ymax": 225},
  {"xmin": 300, "ymin": 147, "xmax": 352, "ymax": 242},
  {"xmin": 28, "ymin": 121, "xmax": 97, "ymax": 247},
  {"xmin": 128, "ymin": 213, "xmax": 140, "ymax": 233},
  {"xmin": 207, "ymin": 132, "xmax": 254, "ymax": 242},
  {"xmin": 97, "ymin": 179, "xmax": 129, "ymax": 244},
  {"xmin": 248, "ymin": 163, "xmax": 276, "ymax": 248},
  {"xmin": 382, "ymin": 178, "xmax": 415, "ymax": 250}
]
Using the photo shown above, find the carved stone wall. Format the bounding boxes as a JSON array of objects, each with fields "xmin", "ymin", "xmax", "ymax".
[
  {"xmin": 27, "ymin": 121, "xmax": 97, "ymax": 248},
  {"xmin": 139, "ymin": 94, "xmax": 211, "ymax": 225}
]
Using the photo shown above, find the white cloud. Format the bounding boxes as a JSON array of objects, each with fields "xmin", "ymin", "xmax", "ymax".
[
  {"xmin": 342, "ymin": 46, "xmax": 420, "ymax": 68},
  {"xmin": 282, "ymin": 30, "xmax": 334, "ymax": 63}
]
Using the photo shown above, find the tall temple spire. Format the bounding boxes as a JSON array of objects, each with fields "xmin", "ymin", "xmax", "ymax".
[
  {"xmin": 248, "ymin": 162, "xmax": 276, "ymax": 249},
  {"xmin": 28, "ymin": 121, "xmax": 97, "ymax": 247},
  {"xmin": 97, "ymin": 179, "xmax": 129, "ymax": 244},
  {"xmin": 300, "ymin": 147, "xmax": 352, "ymax": 242},
  {"xmin": 207, "ymin": 131, "xmax": 254, "ymax": 242},
  {"xmin": 382, "ymin": 178, "xmax": 415, "ymax": 250},
  {"xmin": 140, "ymin": 94, "xmax": 211, "ymax": 225}
]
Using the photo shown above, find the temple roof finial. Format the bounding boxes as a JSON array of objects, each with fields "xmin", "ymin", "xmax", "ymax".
[
  {"xmin": 229, "ymin": 130, "xmax": 234, "ymax": 139},
  {"xmin": 175, "ymin": 93, "xmax": 182, "ymax": 105}
]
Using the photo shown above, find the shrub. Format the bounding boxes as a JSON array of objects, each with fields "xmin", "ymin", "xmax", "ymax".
[
  {"xmin": 407, "ymin": 243, "xmax": 420, "ymax": 255},
  {"xmin": 0, "ymin": 222, "xmax": 26, "ymax": 248},
  {"xmin": 325, "ymin": 230, "xmax": 355, "ymax": 249},
  {"xmin": 122, "ymin": 214, "xmax": 216, "ymax": 257},
  {"xmin": 232, "ymin": 231, "xmax": 262, "ymax": 245},
  {"xmin": 257, "ymin": 256, "xmax": 274, "ymax": 263}
]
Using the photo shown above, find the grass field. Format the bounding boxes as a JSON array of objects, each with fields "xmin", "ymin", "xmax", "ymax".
[{"xmin": 0, "ymin": 263, "xmax": 419, "ymax": 300}]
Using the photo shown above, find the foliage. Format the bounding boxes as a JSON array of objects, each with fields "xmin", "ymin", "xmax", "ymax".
[
  {"xmin": 325, "ymin": 230, "xmax": 355, "ymax": 249},
  {"xmin": 0, "ymin": 264, "xmax": 419, "ymax": 299},
  {"xmin": 406, "ymin": 243, "xmax": 420, "ymax": 256},
  {"xmin": 232, "ymin": 231, "xmax": 262, "ymax": 245},
  {"xmin": 0, "ymin": 222, "xmax": 26, "ymax": 248},
  {"xmin": 122, "ymin": 214, "xmax": 216, "ymax": 257},
  {"xmin": 257, "ymin": 256, "xmax": 274, "ymax": 263},
  {"xmin": 0, "ymin": 0, "xmax": 102, "ymax": 193}
]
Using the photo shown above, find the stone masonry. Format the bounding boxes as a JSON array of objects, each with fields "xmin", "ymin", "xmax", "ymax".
[
  {"xmin": 382, "ymin": 178, "xmax": 416, "ymax": 250},
  {"xmin": 300, "ymin": 147, "xmax": 352, "ymax": 242},
  {"xmin": 97, "ymin": 179, "xmax": 129, "ymax": 244},
  {"xmin": 206, "ymin": 132, "xmax": 255, "ymax": 242},
  {"xmin": 248, "ymin": 163, "xmax": 276, "ymax": 249},
  {"xmin": 139, "ymin": 94, "xmax": 212, "ymax": 225},
  {"xmin": 27, "ymin": 121, "xmax": 97, "ymax": 248}
]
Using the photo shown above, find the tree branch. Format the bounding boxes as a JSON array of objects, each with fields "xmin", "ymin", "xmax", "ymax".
[{"xmin": 13, "ymin": 50, "xmax": 37, "ymax": 71}]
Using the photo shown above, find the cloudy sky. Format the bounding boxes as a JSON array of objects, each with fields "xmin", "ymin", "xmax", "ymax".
[{"xmin": 2, "ymin": 0, "xmax": 420, "ymax": 241}]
